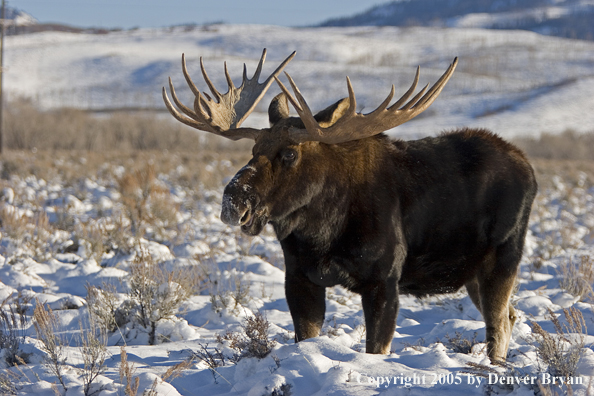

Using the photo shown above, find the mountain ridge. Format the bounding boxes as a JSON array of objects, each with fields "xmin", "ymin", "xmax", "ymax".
[{"xmin": 320, "ymin": 0, "xmax": 594, "ymax": 41}]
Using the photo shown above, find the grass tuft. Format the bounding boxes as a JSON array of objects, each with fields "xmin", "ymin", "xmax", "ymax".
[
  {"xmin": 558, "ymin": 256, "xmax": 594, "ymax": 303},
  {"xmin": 119, "ymin": 347, "xmax": 139, "ymax": 396},
  {"xmin": 33, "ymin": 299, "xmax": 67, "ymax": 392},
  {"xmin": 217, "ymin": 312, "xmax": 277, "ymax": 361},
  {"xmin": 527, "ymin": 307, "xmax": 587, "ymax": 379}
]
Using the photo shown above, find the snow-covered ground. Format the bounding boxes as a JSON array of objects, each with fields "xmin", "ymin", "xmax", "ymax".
[
  {"xmin": 4, "ymin": 24, "xmax": 594, "ymax": 139},
  {"xmin": 0, "ymin": 151, "xmax": 593, "ymax": 396}
]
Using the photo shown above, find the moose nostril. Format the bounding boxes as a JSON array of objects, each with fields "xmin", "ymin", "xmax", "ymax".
[{"xmin": 240, "ymin": 210, "xmax": 250, "ymax": 224}]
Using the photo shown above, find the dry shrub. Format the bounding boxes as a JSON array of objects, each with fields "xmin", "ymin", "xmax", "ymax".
[
  {"xmin": 193, "ymin": 343, "xmax": 226, "ymax": 383},
  {"xmin": 5, "ymin": 99, "xmax": 187, "ymax": 151},
  {"xmin": 0, "ymin": 371, "xmax": 17, "ymax": 395},
  {"xmin": 514, "ymin": 130, "xmax": 594, "ymax": 161},
  {"xmin": 3, "ymin": 98, "xmax": 253, "ymax": 153},
  {"xmin": 217, "ymin": 312, "xmax": 277, "ymax": 360},
  {"xmin": 119, "ymin": 347, "xmax": 139, "ymax": 396},
  {"xmin": 145, "ymin": 188, "xmax": 180, "ymax": 241},
  {"xmin": 0, "ymin": 205, "xmax": 55, "ymax": 261},
  {"xmin": 558, "ymin": 256, "xmax": 594, "ymax": 303},
  {"xmin": 72, "ymin": 215, "xmax": 134, "ymax": 260},
  {"xmin": 75, "ymin": 221, "xmax": 109, "ymax": 262},
  {"xmin": 161, "ymin": 357, "xmax": 195, "ymax": 383},
  {"xmin": 269, "ymin": 383, "xmax": 293, "ymax": 396},
  {"xmin": 88, "ymin": 250, "xmax": 203, "ymax": 344},
  {"xmin": 527, "ymin": 307, "xmax": 587, "ymax": 379},
  {"xmin": 241, "ymin": 312, "xmax": 277, "ymax": 359},
  {"xmin": 443, "ymin": 331, "xmax": 480, "ymax": 354},
  {"xmin": 86, "ymin": 283, "xmax": 120, "ymax": 333},
  {"xmin": 0, "ymin": 291, "xmax": 32, "ymax": 366},
  {"xmin": 127, "ymin": 249, "xmax": 200, "ymax": 345},
  {"xmin": 33, "ymin": 299, "xmax": 67, "ymax": 392},
  {"xmin": 209, "ymin": 274, "xmax": 252, "ymax": 314},
  {"xmin": 1, "ymin": 148, "xmax": 251, "ymax": 197},
  {"xmin": 118, "ymin": 164, "xmax": 161, "ymax": 236},
  {"xmin": 118, "ymin": 163, "xmax": 179, "ymax": 239},
  {"xmin": 29, "ymin": 211, "xmax": 53, "ymax": 260},
  {"xmin": 0, "ymin": 160, "xmax": 20, "ymax": 180},
  {"xmin": 0, "ymin": 205, "xmax": 30, "ymax": 240},
  {"xmin": 78, "ymin": 318, "xmax": 109, "ymax": 396},
  {"xmin": 51, "ymin": 203, "xmax": 77, "ymax": 232},
  {"xmin": 150, "ymin": 364, "xmax": 197, "ymax": 396},
  {"xmin": 103, "ymin": 215, "xmax": 134, "ymax": 255}
]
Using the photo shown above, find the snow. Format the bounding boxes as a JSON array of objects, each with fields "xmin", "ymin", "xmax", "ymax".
[
  {"xmin": 447, "ymin": 7, "xmax": 572, "ymax": 29},
  {"xmin": 0, "ymin": 23, "xmax": 593, "ymax": 396}
]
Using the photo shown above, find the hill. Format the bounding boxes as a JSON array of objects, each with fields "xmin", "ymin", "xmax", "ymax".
[
  {"xmin": 1, "ymin": 6, "xmax": 125, "ymax": 35},
  {"xmin": 321, "ymin": 0, "xmax": 594, "ymax": 41}
]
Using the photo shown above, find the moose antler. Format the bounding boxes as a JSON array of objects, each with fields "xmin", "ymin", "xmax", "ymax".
[
  {"xmin": 274, "ymin": 58, "xmax": 458, "ymax": 144},
  {"xmin": 163, "ymin": 49, "xmax": 296, "ymax": 141}
]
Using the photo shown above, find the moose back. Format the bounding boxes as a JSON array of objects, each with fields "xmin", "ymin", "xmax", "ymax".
[{"xmin": 163, "ymin": 50, "xmax": 537, "ymax": 362}]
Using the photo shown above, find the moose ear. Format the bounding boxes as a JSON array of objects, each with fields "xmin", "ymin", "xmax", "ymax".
[
  {"xmin": 314, "ymin": 98, "xmax": 350, "ymax": 127},
  {"xmin": 268, "ymin": 93, "xmax": 291, "ymax": 126}
]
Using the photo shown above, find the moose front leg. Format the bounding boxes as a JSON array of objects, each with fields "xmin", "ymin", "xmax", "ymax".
[
  {"xmin": 361, "ymin": 277, "xmax": 399, "ymax": 354},
  {"xmin": 285, "ymin": 271, "xmax": 326, "ymax": 342}
]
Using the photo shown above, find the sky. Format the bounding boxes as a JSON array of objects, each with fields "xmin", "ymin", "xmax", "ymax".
[{"xmin": 10, "ymin": 0, "xmax": 385, "ymax": 29}]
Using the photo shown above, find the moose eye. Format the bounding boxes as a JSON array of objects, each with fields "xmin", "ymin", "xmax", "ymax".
[{"xmin": 281, "ymin": 149, "xmax": 297, "ymax": 165}]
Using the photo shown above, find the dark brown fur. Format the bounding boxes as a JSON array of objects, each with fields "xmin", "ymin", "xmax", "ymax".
[{"xmin": 220, "ymin": 96, "xmax": 537, "ymax": 360}]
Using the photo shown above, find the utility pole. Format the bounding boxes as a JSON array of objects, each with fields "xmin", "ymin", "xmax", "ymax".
[{"xmin": 0, "ymin": 0, "xmax": 5, "ymax": 155}]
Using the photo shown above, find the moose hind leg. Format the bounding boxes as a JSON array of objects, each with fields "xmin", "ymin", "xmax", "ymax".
[{"xmin": 477, "ymin": 242, "xmax": 521, "ymax": 362}]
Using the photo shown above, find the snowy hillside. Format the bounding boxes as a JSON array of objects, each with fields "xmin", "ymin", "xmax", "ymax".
[
  {"xmin": 4, "ymin": 24, "xmax": 594, "ymax": 139},
  {"xmin": 2, "ymin": 7, "xmax": 37, "ymax": 26},
  {"xmin": 321, "ymin": 0, "xmax": 594, "ymax": 41}
]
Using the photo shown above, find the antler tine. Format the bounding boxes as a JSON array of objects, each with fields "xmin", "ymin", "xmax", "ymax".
[
  {"xmin": 274, "ymin": 75, "xmax": 302, "ymax": 112},
  {"xmin": 200, "ymin": 57, "xmax": 223, "ymax": 102},
  {"xmin": 402, "ymin": 84, "xmax": 429, "ymax": 111},
  {"xmin": 388, "ymin": 66, "xmax": 420, "ymax": 111},
  {"xmin": 167, "ymin": 77, "xmax": 203, "ymax": 122},
  {"xmin": 286, "ymin": 73, "xmax": 313, "ymax": 117},
  {"xmin": 224, "ymin": 62, "xmax": 235, "ymax": 89},
  {"xmin": 162, "ymin": 86, "xmax": 209, "ymax": 131},
  {"xmin": 233, "ymin": 50, "xmax": 296, "ymax": 127},
  {"xmin": 242, "ymin": 63, "xmax": 248, "ymax": 82},
  {"xmin": 259, "ymin": 51, "xmax": 296, "ymax": 87},
  {"xmin": 181, "ymin": 54, "xmax": 201, "ymax": 97},
  {"xmin": 274, "ymin": 73, "xmax": 323, "ymax": 137},
  {"xmin": 345, "ymin": 77, "xmax": 358, "ymax": 115},
  {"xmin": 368, "ymin": 85, "xmax": 395, "ymax": 116},
  {"xmin": 193, "ymin": 90, "xmax": 213, "ymax": 122},
  {"xmin": 285, "ymin": 72, "xmax": 326, "ymax": 137},
  {"xmin": 252, "ymin": 48, "xmax": 266, "ymax": 82},
  {"xmin": 411, "ymin": 57, "xmax": 458, "ymax": 111}
]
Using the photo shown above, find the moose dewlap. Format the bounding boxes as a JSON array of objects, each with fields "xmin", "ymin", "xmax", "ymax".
[{"xmin": 163, "ymin": 49, "xmax": 537, "ymax": 362}]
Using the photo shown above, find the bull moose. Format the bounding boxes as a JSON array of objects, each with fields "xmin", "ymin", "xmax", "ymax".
[{"xmin": 163, "ymin": 49, "xmax": 537, "ymax": 362}]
